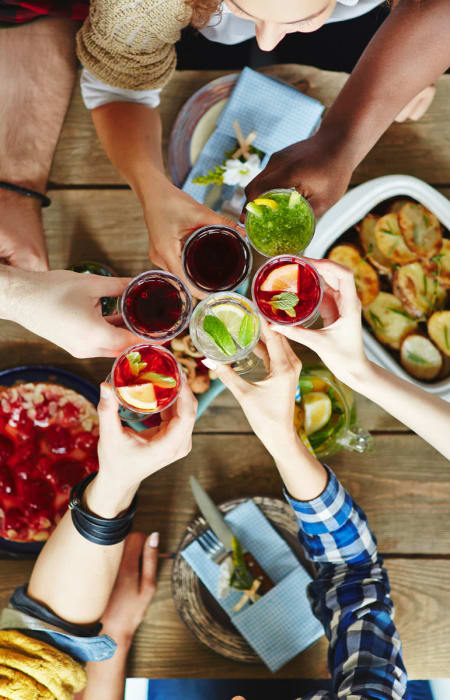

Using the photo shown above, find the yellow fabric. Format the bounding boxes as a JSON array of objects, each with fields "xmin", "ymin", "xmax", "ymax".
[
  {"xmin": 76, "ymin": 0, "xmax": 192, "ymax": 90},
  {"xmin": 0, "ymin": 631, "xmax": 86, "ymax": 700}
]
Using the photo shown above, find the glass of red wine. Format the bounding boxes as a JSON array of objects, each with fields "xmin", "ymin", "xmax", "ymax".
[
  {"xmin": 252, "ymin": 255, "xmax": 323, "ymax": 327},
  {"xmin": 120, "ymin": 270, "xmax": 193, "ymax": 342},
  {"xmin": 182, "ymin": 225, "xmax": 252, "ymax": 294}
]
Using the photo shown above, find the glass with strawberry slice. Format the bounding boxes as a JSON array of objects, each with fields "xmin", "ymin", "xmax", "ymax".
[
  {"xmin": 252, "ymin": 255, "xmax": 323, "ymax": 327},
  {"xmin": 111, "ymin": 344, "xmax": 182, "ymax": 421}
]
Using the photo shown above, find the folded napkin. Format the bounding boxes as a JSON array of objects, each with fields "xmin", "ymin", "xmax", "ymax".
[
  {"xmin": 181, "ymin": 500, "xmax": 324, "ymax": 672},
  {"xmin": 182, "ymin": 67, "xmax": 324, "ymax": 207}
]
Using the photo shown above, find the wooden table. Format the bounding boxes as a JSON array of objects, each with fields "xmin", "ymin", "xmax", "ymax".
[{"xmin": 0, "ymin": 65, "xmax": 449, "ymax": 680}]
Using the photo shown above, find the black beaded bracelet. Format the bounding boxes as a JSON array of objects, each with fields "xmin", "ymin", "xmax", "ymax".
[
  {"xmin": 0, "ymin": 181, "xmax": 51, "ymax": 207},
  {"xmin": 68, "ymin": 472, "xmax": 138, "ymax": 546}
]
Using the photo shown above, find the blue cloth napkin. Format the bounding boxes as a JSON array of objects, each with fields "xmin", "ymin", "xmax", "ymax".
[
  {"xmin": 181, "ymin": 500, "xmax": 324, "ymax": 672},
  {"xmin": 182, "ymin": 67, "xmax": 324, "ymax": 206}
]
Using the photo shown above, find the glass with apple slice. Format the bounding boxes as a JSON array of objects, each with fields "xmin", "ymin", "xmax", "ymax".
[
  {"xmin": 110, "ymin": 344, "xmax": 182, "ymax": 422},
  {"xmin": 252, "ymin": 255, "xmax": 323, "ymax": 327}
]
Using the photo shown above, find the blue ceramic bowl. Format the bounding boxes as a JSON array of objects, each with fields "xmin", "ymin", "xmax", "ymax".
[{"xmin": 0, "ymin": 366, "xmax": 99, "ymax": 556}]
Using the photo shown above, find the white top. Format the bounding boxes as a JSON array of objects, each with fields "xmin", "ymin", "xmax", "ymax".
[{"xmin": 80, "ymin": 0, "xmax": 383, "ymax": 110}]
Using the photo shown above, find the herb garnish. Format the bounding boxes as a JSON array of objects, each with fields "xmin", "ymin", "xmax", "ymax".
[
  {"xmin": 270, "ymin": 291, "xmax": 299, "ymax": 318},
  {"xmin": 369, "ymin": 311, "xmax": 384, "ymax": 329},
  {"xmin": 407, "ymin": 352, "xmax": 429, "ymax": 366}
]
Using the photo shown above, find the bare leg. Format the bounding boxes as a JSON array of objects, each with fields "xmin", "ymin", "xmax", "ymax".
[{"xmin": 0, "ymin": 17, "xmax": 78, "ymax": 270}]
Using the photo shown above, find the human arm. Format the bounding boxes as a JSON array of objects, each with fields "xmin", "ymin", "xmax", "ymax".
[
  {"xmin": 0, "ymin": 265, "xmax": 140, "ymax": 358},
  {"xmin": 273, "ymin": 260, "xmax": 450, "ymax": 459},
  {"xmin": 215, "ymin": 326, "xmax": 408, "ymax": 699},
  {"xmin": 79, "ymin": 532, "xmax": 159, "ymax": 700},
  {"xmin": 90, "ymin": 101, "xmax": 242, "ymax": 291},
  {"xmin": 27, "ymin": 380, "xmax": 196, "ymax": 624},
  {"xmin": 246, "ymin": 0, "xmax": 450, "ymax": 216}
]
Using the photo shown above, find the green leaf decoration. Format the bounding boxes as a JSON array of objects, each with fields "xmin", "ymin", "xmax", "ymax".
[
  {"xmin": 238, "ymin": 314, "xmax": 255, "ymax": 347},
  {"xmin": 203, "ymin": 315, "xmax": 237, "ymax": 356},
  {"xmin": 270, "ymin": 292, "xmax": 299, "ymax": 313},
  {"xmin": 369, "ymin": 311, "xmax": 384, "ymax": 329},
  {"xmin": 230, "ymin": 536, "xmax": 254, "ymax": 591},
  {"xmin": 126, "ymin": 351, "xmax": 147, "ymax": 377}
]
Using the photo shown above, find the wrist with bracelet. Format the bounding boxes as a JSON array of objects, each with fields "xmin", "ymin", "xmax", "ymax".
[
  {"xmin": 0, "ymin": 181, "xmax": 51, "ymax": 208},
  {"xmin": 69, "ymin": 473, "xmax": 137, "ymax": 546}
]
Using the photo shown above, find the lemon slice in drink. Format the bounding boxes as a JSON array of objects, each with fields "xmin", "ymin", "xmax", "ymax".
[
  {"xmin": 261, "ymin": 263, "xmax": 299, "ymax": 293},
  {"xmin": 303, "ymin": 392, "xmax": 332, "ymax": 435},
  {"xmin": 213, "ymin": 304, "xmax": 247, "ymax": 340},
  {"xmin": 253, "ymin": 197, "xmax": 278, "ymax": 210},
  {"xmin": 117, "ymin": 383, "xmax": 157, "ymax": 411}
]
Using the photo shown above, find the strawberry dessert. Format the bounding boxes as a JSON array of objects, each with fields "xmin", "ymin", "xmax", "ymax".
[{"xmin": 0, "ymin": 383, "xmax": 99, "ymax": 543}]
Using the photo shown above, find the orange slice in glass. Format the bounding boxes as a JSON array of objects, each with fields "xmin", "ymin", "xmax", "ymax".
[
  {"xmin": 117, "ymin": 383, "xmax": 157, "ymax": 411},
  {"xmin": 260, "ymin": 263, "xmax": 299, "ymax": 293}
]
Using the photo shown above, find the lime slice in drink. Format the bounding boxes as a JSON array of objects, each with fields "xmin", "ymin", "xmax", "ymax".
[
  {"xmin": 139, "ymin": 371, "xmax": 176, "ymax": 388},
  {"xmin": 288, "ymin": 190, "xmax": 302, "ymax": 208},
  {"xmin": 246, "ymin": 202, "xmax": 262, "ymax": 217},
  {"xmin": 303, "ymin": 392, "xmax": 332, "ymax": 435},
  {"xmin": 203, "ymin": 315, "xmax": 237, "ymax": 356},
  {"xmin": 213, "ymin": 304, "xmax": 246, "ymax": 339}
]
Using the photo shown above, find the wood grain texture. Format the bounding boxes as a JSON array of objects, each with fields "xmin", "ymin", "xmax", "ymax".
[
  {"xmin": 128, "ymin": 433, "xmax": 450, "ymax": 556},
  {"xmin": 0, "ymin": 557, "xmax": 448, "ymax": 677},
  {"xmin": 50, "ymin": 67, "xmax": 450, "ymax": 186}
]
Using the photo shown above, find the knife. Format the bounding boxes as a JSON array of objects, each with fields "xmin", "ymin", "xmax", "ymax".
[{"xmin": 189, "ymin": 476, "xmax": 273, "ymax": 595}]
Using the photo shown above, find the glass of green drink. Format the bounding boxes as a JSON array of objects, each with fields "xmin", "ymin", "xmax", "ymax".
[{"xmin": 245, "ymin": 188, "xmax": 315, "ymax": 257}]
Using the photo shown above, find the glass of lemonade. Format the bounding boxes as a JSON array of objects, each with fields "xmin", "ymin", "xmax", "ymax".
[
  {"xmin": 182, "ymin": 225, "xmax": 252, "ymax": 293},
  {"xmin": 189, "ymin": 292, "xmax": 260, "ymax": 373},
  {"xmin": 110, "ymin": 344, "xmax": 182, "ymax": 422},
  {"xmin": 252, "ymin": 255, "xmax": 323, "ymax": 328},
  {"xmin": 294, "ymin": 365, "xmax": 373, "ymax": 458},
  {"xmin": 245, "ymin": 188, "xmax": 315, "ymax": 257}
]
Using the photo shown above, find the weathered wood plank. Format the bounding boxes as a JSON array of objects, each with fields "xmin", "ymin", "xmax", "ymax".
[
  {"xmin": 50, "ymin": 67, "xmax": 450, "ymax": 185},
  {"xmin": 0, "ymin": 557, "xmax": 448, "ymax": 678}
]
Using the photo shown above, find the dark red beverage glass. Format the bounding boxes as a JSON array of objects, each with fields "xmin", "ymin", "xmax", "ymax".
[
  {"xmin": 121, "ymin": 270, "xmax": 192, "ymax": 342},
  {"xmin": 111, "ymin": 343, "xmax": 182, "ymax": 419},
  {"xmin": 252, "ymin": 255, "xmax": 323, "ymax": 327},
  {"xmin": 182, "ymin": 226, "xmax": 252, "ymax": 293}
]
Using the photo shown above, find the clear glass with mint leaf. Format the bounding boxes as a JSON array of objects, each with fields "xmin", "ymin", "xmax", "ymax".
[
  {"xmin": 245, "ymin": 188, "xmax": 315, "ymax": 257},
  {"xmin": 189, "ymin": 292, "xmax": 260, "ymax": 373},
  {"xmin": 252, "ymin": 255, "xmax": 323, "ymax": 327}
]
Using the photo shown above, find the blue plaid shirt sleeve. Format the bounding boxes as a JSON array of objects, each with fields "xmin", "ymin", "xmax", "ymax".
[{"xmin": 285, "ymin": 466, "xmax": 408, "ymax": 700}]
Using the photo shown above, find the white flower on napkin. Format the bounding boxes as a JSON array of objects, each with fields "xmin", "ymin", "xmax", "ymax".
[
  {"xmin": 217, "ymin": 555, "xmax": 234, "ymax": 599},
  {"xmin": 222, "ymin": 154, "xmax": 261, "ymax": 188}
]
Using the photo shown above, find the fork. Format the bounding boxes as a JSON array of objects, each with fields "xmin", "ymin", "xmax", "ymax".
[{"xmin": 197, "ymin": 529, "xmax": 230, "ymax": 564}]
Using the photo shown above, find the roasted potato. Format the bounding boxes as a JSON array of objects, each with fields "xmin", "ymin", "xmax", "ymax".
[
  {"xmin": 358, "ymin": 214, "xmax": 392, "ymax": 275},
  {"xmin": 392, "ymin": 262, "xmax": 446, "ymax": 318},
  {"xmin": 400, "ymin": 334, "xmax": 443, "ymax": 380},
  {"xmin": 398, "ymin": 202, "xmax": 442, "ymax": 259},
  {"xmin": 388, "ymin": 199, "xmax": 412, "ymax": 214},
  {"xmin": 427, "ymin": 310, "xmax": 450, "ymax": 357},
  {"xmin": 328, "ymin": 244, "xmax": 379, "ymax": 306},
  {"xmin": 363, "ymin": 292, "xmax": 418, "ymax": 350},
  {"xmin": 328, "ymin": 244, "xmax": 361, "ymax": 269},
  {"xmin": 374, "ymin": 213, "xmax": 417, "ymax": 265},
  {"xmin": 424, "ymin": 239, "xmax": 450, "ymax": 289}
]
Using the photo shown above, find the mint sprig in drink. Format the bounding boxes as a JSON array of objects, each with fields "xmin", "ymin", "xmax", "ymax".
[
  {"xmin": 245, "ymin": 188, "xmax": 315, "ymax": 257},
  {"xmin": 190, "ymin": 292, "xmax": 260, "ymax": 372}
]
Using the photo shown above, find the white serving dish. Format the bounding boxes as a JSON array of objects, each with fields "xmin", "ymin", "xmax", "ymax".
[{"xmin": 305, "ymin": 175, "xmax": 450, "ymax": 401}]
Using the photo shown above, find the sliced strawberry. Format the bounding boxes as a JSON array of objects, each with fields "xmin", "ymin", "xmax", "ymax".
[
  {"xmin": 15, "ymin": 462, "xmax": 35, "ymax": 482},
  {"xmin": 0, "ymin": 465, "xmax": 14, "ymax": 495},
  {"xmin": 74, "ymin": 431, "xmax": 98, "ymax": 454},
  {"xmin": 36, "ymin": 455, "xmax": 54, "ymax": 478},
  {"xmin": 17, "ymin": 411, "xmax": 37, "ymax": 441},
  {"xmin": 44, "ymin": 425, "xmax": 73, "ymax": 454},
  {"xmin": 84, "ymin": 456, "xmax": 99, "ymax": 475},
  {"xmin": 4, "ymin": 507, "xmax": 27, "ymax": 534},
  {"xmin": 53, "ymin": 458, "xmax": 85, "ymax": 492},
  {"xmin": 0, "ymin": 435, "xmax": 14, "ymax": 466},
  {"xmin": 20, "ymin": 478, "xmax": 54, "ymax": 512},
  {"xmin": 14, "ymin": 440, "xmax": 38, "ymax": 466}
]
